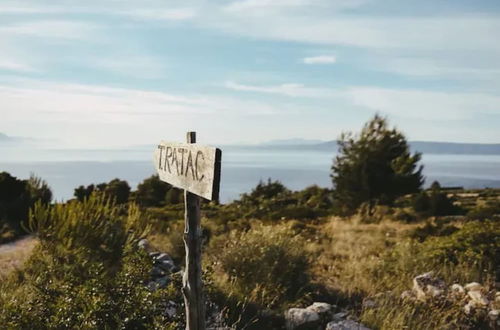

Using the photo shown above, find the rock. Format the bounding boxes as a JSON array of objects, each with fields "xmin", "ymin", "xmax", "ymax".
[
  {"xmin": 164, "ymin": 300, "xmax": 177, "ymax": 318},
  {"xmin": 306, "ymin": 302, "xmax": 333, "ymax": 315},
  {"xmin": 157, "ymin": 259, "xmax": 177, "ymax": 272},
  {"xmin": 138, "ymin": 238, "xmax": 151, "ymax": 251},
  {"xmin": 412, "ymin": 272, "xmax": 446, "ymax": 300},
  {"xmin": 332, "ymin": 312, "xmax": 349, "ymax": 321},
  {"xmin": 468, "ymin": 290, "xmax": 489, "ymax": 306},
  {"xmin": 450, "ymin": 284, "xmax": 465, "ymax": 295},
  {"xmin": 325, "ymin": 319, "xmax": 371, "ymax": 330},
  {"xmin": 149, "ymin": 251, "xmax": 161, "ymax": 258},
  {"xmin": 362, "ymin": 298, "xmax": 376, "ymax": 309},
  {"xmin": 285, "ymin": 308, "xmax": 321, "ymax": 330},
  {"xmin": 306, "ymin": 302, "xmax": 333, "ymax": 323},
  {"xmin": 489, "ymin": 309, "xmax": 499, "ymax": 321},
  {"xmin": 400, "ymin": 290, "xmax": 414, "ymax": 300},
  {"xmin": 464, "ymin": 282, "xmax": 482, "ymax": 292},
  {"xmin": 464, "ymin": 301, "xmax": 475, "ymax": 314},
  {"xmin": 426, "ymin": 285, "xmax": 444, "ymax": 298},
  {"xmin": 156, "ymin": 252, "xmax": 174, "ymax": 263},
  {"xmin": 495, "ymin": 292, "xmax": 500, "ymax": 303},
  {"xmin": 151, "ymin": 267, "xmax": 166, "ymax": 277}
]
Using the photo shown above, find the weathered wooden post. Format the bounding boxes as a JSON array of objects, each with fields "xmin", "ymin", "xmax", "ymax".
[
  {"xmin": 154, "ymin": 132, "xmax": 221, "ymax": 330},
  {"xmin": 183, "ymin": 131, "xmax": 205, "ymax": 330}
]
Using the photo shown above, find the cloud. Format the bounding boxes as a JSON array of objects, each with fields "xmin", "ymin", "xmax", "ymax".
[
  {"xmin": 91, "ymin": 56, "xmax": 168, "ymax": 79},
  {"xmin": 0, "ymin": 20, "xmax": 100, "ymax": 40},
  {"xmin": 0, "ymin": 80, "xmax": 285, "ymax": 125},
  {"xmin": 341, "ymin": 87, "xmax": 500, "ymax": 120},
  {"xmin": 0, "ymin": 58, "xmax": 38, "ymax": 72},
  {"xmin": 224, "ymin": 81, "xmax": 330, "ymax": 98},
  {"xmin": 119, "ymin": 8, "xmax": 197, "ymax": 21},
  {"xmin": 303, "ymin": 55, "xmax": 336, "ymax": 64},
  {"xmin": 224, "ymin": 0, "xmax": 369, "ymax": 13},
  {"xmin": 224, "ymin": 80, "xmax": 500, "ymax": 121}
]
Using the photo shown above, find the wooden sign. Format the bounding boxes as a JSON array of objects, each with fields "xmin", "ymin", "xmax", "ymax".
[
  {"xmin": 155, "ymin": 132, "xmax": 219, "ymax": 330},
  {"xmin": 154, "ymin": 141, "xmax": 221, "ymax": 200}
]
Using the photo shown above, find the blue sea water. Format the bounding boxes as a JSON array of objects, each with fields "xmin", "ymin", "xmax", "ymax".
[{"xmin": 1, "ymin": 146, "xmax": 500, "ymax": 203}]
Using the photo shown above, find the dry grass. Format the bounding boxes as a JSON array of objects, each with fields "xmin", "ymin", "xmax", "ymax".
[
  {"xmin": 0, "ymin": 236, "xmax": 37, "ymax": 279},
  {"xmin": 307, "ymin": 217, "xmax": 420, "ymax": 298}
]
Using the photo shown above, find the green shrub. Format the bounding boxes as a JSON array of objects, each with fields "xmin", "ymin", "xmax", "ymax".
[
  {"xmin": 208, "ymin": 223, "xmax": 310, "ymax": 311},
  {"xmin": 74, "ymin": 178, "xmax": 131, "ymax": 204},
  {"xmin": 0, "ymin": 172, "xmax": 52, "ymax": 243},
  {"xmin": 409, "ymin": 220, "xmax": 459, "ymax": 242},
  {"xmin": 0, "ymin": 194, "xmax": 180, "ymax": 329},
  {"xmin": 420, "ymin": 220, "xmax": 500, "ymax": 280},
  {"xmin": 412, "ymin": 182, "xmax": 464, "ymax": 217},
  {"xmin": 467, "ymin": 201, "xmax": 500, "ymax": 220}
]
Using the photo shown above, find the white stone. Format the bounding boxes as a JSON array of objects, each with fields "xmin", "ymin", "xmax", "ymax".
[
  {"xmin": 464, "ymin": 301, "xmax": 475, "ymax": 314},
  {"xmin": 285, "ymin": 308, "xmax": 320, "ymax": 330},
  {"xmin": 412, "ymin": 272, "xmax": 445, "ymax": 300},
  {"xmin": 464, "ymin": 282, "xmax": 482, "ymax": 292},
  {"xmin": 468, "ymin": 290, "xmax": 489, "ymax": 306},
  {"xmin": 450, "ymin": 284, "xmax": 465, "ymax": 294},
  {"xmin": 306, "ymin": 302, "xmax": 333, "ymax": 315},
  {"xmin": 326, "ymin": 319, "xmax": 371, "ymax": 330},
  {"xmin": 489, "ymin": 310, "xmax": 499, "ymax": 321},
  {"xmin": 400, "ymin": 290, "xmax": 414, "ymax": 300},
  {"xmin": 426, "ymin": 285, "xmax": 444, "ymax": 298}
]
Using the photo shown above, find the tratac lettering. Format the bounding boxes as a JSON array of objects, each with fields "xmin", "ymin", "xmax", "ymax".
[
  {"xmin": 171, "ymin": 148, "xmax": 179, "ymax": 175},
  {"xmin": 178, "ymin": 148, "xmax": 186, "ymax": 175},
  {"xmin": 159, "ymin": 146, "xmax": 206, "ymax": 182},
  {"xmin": 195, "ymin": 151, "xmax": 205, "ymax": 182},
  {"xmin": 158, "ymin": 145, "xmax": 165, "ymax": 170}
]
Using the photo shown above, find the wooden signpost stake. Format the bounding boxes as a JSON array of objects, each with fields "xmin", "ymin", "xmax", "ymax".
[{"xmin": 154, "ymin": 132, "xmax": 221, "ymax": 330}]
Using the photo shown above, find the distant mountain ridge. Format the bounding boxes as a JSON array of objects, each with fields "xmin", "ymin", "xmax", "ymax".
[
  {"xmin": 0, "ymin": 132, "xmax": 10, "ymax": 141},
  {"xmin": 252, "ymin": 140, "xmax": 500, "ymax": 155}
]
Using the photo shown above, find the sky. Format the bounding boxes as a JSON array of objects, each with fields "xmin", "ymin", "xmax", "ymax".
[{"xmin": 1, "ymin": 0, "xmax": 500, "ymax": 148}]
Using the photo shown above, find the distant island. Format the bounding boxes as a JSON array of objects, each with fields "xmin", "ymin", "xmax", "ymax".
[{"xmin": 226, "ymin": 139, "xmax": 500, "ymax": 155}]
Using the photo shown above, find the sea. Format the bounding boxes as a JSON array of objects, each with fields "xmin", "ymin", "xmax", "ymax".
[{"xmin": 1, "ymin": 145, "xmax": 500, "ymax": 203}]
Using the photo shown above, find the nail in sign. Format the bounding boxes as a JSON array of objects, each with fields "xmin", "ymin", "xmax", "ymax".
[{"xmin": 154, "ymin": 141, "xmax": 221, "ymax": 200}]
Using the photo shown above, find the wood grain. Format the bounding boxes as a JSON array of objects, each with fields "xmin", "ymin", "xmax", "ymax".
[{"xmin": 153, "ymin": 141, "xmax": 221, "ymax": 200}]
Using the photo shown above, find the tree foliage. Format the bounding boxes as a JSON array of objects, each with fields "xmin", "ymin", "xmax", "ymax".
[
  {"xmin": 412, "ymin": 181, "xmax": 461, "ymax": 217},
  {"xmin": 331, "ymin": 115, "xmax": 424, "ymax": 214},
  {"xmin": 74, "ymin": 178, "xmax": 130, "ymax": 204},
  {"xmin": 0, "ymin": 172, "xmax": 52, "ymax": 241},
  {"xmin": 134, "ymin": 175, "xmax": 182, "ymax": 207}
]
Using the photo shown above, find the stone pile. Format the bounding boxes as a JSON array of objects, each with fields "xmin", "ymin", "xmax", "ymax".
[
  {"xmin": 138, "ymin": 238, "xmax": 180, "ymax": 290},
  {"xmin": 400, "ymin": 271, "xmax": 499, "ymax": 327},
  {"xmin": 285, "ymin": 302, "xmax": 371, "ymax": 330},
  {"xmin": 138, "ymin": 239, "xmax": 232, "ymax": 329}
]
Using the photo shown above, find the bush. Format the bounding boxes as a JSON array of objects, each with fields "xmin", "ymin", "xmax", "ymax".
[
  {"xmin": 0, "ymin": 194, "xmax": 180, "ymax": 329},
  {"xmin": 0, "ymin": 172, "xmax": 52, "ymax": 243},
  {"xmin": 208, "ymin": 223, "xmax": 310, "ymax": 310},
  {"xmin": 133, "ymin": 175, "xmax": 183, "ymax": 207},
  {"xmin": 412, "ymin": 188, "xmax": 462, "ymax": 217},
  {"xmin": 409, "ymin": 219, "xmax": 459, "ymax": 242},
  {"xmin": 420, "ymin": 220, "xmax": 500, "ymax": 280},
  {"xmin": 74, "ymin": 178, "xmax": 130, "ymax": 204},
  {"xmin": 467, "ymin": 201, "xmax": 500, "ymax": 220}
]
